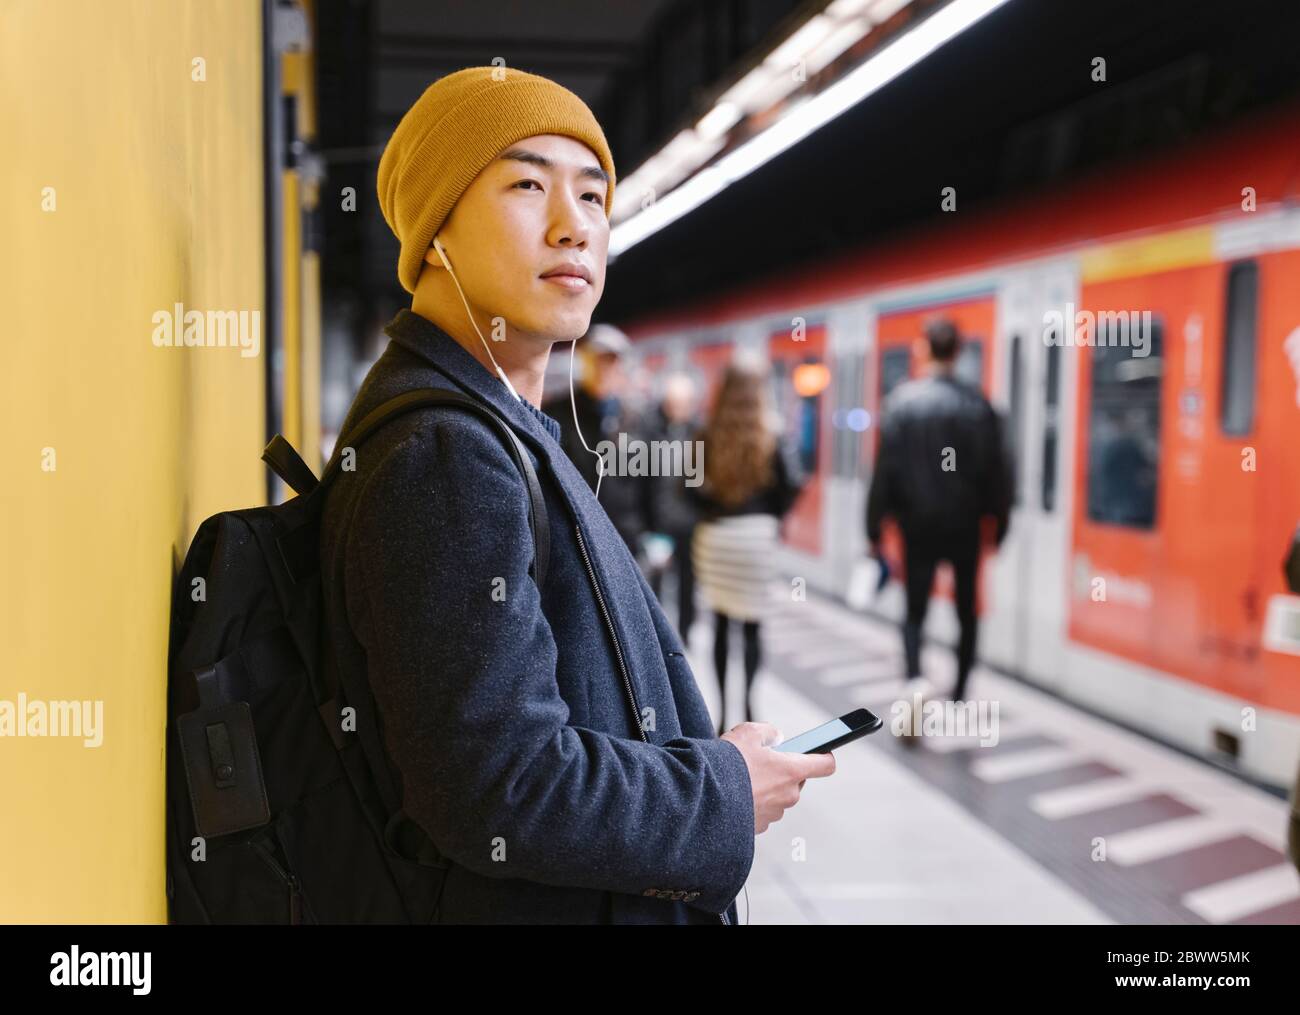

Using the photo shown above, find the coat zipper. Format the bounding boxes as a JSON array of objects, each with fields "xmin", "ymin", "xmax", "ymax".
[
  {"xmin": 574, "ymin": 522, "xmax": 730, "ymax": 927},
  {"xmin": 250, "ymin": 834, "xmax": 303, "ymax": 924}
]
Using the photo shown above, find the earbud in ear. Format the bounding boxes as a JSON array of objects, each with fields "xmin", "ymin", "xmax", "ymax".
[{"xmin": 432, "ymin": 235, "xmax": 452, "ymax": 271}]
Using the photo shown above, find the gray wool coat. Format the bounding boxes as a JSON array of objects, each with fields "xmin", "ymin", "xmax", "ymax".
[{"xmin": 318, "ymin": 308, "xmax": 754, "ymax": 924}]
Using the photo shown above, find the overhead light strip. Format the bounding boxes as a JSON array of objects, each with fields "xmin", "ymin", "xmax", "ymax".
[{"xmin": 609, "ymin": 0, "xmax": 1014, "ymax": 258}]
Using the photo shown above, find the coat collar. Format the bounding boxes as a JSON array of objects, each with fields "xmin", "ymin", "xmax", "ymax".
[
  {"xmin": 380, "ymin": 308, "xmax": 639, "ymax": 591},
  {"xmin": 382, "ymin": 308, "xmax": 564, "ymax": 451}
]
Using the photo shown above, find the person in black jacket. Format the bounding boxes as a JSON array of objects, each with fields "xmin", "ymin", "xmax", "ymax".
[
  {"xmin": 866, "ymin": 318, "xmax": 1011, "ymax": 706},
  {"xmin": 690, "ymin": 356, "xmax": 807, "ymax": 735}
]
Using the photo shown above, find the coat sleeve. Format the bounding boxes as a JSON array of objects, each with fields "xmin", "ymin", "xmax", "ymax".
[{"xmin": 344, "ymin": 415, "xmax": 755, "ymax": 915}]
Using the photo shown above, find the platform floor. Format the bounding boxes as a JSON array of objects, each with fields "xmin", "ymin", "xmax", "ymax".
[{"xmin": 678, "ymin": 591, "xmax": 1300, "ymax": 925}]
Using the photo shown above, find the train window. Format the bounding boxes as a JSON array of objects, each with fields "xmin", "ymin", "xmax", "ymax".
[
  {"xmin": 1220, "ymin": 260, "xmax": 1258, "ymax": 436},
  {"xmin": 1008, "ymin": 335, "xmax": 1024, "ymax": 505},
  {"xmin": 1041, "ymin": 340, "xmax": 1061, "ymax": 512},
  {"xmin": 880, "ymin": 346, "xmax": 911, "ymax": 398},
  {"xmin": 956, "ymin": 338, "xmax": 984, "ymax": 389},
  {"xmin": 1085, "ymin": 316, "xmax": 1164, "ymax": 529}
]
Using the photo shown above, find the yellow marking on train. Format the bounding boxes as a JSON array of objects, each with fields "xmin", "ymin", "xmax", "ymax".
[{"xmin": 1080, "ymin": 226, "xmax": 1216, "ymax": 283}]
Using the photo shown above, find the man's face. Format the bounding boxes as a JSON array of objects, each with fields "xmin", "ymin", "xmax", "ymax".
[{"xmin": 428, "ymin": 133, "xmax": 610, "ymax": 343}]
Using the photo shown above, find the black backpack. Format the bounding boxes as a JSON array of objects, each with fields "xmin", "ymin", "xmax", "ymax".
[{"xmin": 165, "ymin": 388, "xmax": 550, "ymax": 923}]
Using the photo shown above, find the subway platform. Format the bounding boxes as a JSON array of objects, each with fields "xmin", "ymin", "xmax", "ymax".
[{"xmin": 681, "ymin": 592, "xmax": 1300, "ymax": 925}]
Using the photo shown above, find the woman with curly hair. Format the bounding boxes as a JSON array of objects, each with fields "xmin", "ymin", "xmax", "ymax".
[{"xmin": 690, "ymin": 354, "xmax": 807, "ymax": 736}]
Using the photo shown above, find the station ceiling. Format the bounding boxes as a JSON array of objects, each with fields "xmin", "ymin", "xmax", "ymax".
[{"xmin": 313, "ymin": 0, "xmax": 1300, "ymax": 335}]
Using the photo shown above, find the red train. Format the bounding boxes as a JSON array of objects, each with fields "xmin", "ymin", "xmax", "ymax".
[{"xmin": 624, "ymin": 100, "xmax": 1300, "ymax": 790}]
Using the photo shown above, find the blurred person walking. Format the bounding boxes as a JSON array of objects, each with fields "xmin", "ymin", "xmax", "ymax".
[
  {"xmin": 690, "ymin": 357, "xmax": 807, "ymax": 736},
  {"xmin": 866, "ymin": 318, "xmax": 1011, "ymax": 727},
  {"xmin": 645, "ymin": 372, "xmax": 704, "ymax": 643}
]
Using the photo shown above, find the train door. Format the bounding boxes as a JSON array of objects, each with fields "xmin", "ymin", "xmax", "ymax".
[
  {"xmin": 986, "ymin": 265, "xmax": 1077, "ymax": 684},
  {"xmin": 1254, "ymin": 248, "xmax": 1300, "ymax": 766},
  {"xmin": 863, "ymin": 312, "xmax": 912, "ymax": 624},
  {"xmin": 1196, "ymin": 258, "xmax": 1269, "ymax": 705},
  {"xmin": 1067, "ymin": 269, "xmax": 1181, "ymax": 705},
  {"xmin": 769, "ymin": 321, "xmax": 830, "ymax": 556},
  {"xmin": 1196, "ymin": 248, "xmax": 1300, "ymax": 763}
]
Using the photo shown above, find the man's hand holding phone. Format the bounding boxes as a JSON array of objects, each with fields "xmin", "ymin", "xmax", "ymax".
[{"xmin": 721, "ymin": 722, "xmax": 836, "ymax": 834}]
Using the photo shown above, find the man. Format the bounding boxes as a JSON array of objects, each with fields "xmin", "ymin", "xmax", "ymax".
[
  {"xmin": 866, "ymin": 319, "xmax": 1011, "ymax": 710},
  {"xmin": 543, "ymin": 322, "xmax": 652, "ymax": 558},
  {"xmin": 319, "ymin": 66, "xmax": 834, "ymax": 924}
]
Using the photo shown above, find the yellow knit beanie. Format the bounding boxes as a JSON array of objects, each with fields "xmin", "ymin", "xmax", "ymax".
[{"xmin": 376, "ymin": 66, "xmax": 617, "ymax": 294}]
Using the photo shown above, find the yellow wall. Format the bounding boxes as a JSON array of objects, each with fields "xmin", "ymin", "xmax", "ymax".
[
  {"xmin": 0, "ymin": 1, "xmax": 267, "ymax": 921},
  {"xmin": 284, "ymin": 28, "xmax": 323, "ymax": 472}
]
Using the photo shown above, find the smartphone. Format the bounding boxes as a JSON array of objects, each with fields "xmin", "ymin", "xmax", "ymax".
[{"xmin": 771, "ymin": 708, "xmax": 883, "ymax": 754}]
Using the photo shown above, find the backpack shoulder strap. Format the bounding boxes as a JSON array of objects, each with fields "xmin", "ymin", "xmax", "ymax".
[
  {"xmin": 265, "ymin": 388, "xmax": 549, "ymax": 587},
  {"xmin": 263, "ymin": 434, "xmax": 319, "ymax": 497}
]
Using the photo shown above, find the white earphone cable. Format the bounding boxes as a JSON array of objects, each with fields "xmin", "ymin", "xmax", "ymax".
[
  {"xmin": 435, "ymin": 238, "xmax": 521, "ymax": 402},
  {"xmin": 435, "ymin": 237, "xmax": 605, "ymax": 495},
  {"xmin": 568, "ymin": 339, "xmax": 606, "ymax": 499}
]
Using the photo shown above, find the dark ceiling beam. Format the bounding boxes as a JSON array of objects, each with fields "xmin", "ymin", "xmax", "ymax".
[
  {"xmin": 374, "ymin": 53, "xmax": 626, "ymax": 73},
  {"xmin": 314, "ymin": 0, "xmax": 374, "ymax": 340},
  {"xmin": 377, "ymin": 32, "xmax": 639, "ymax": 56}
]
